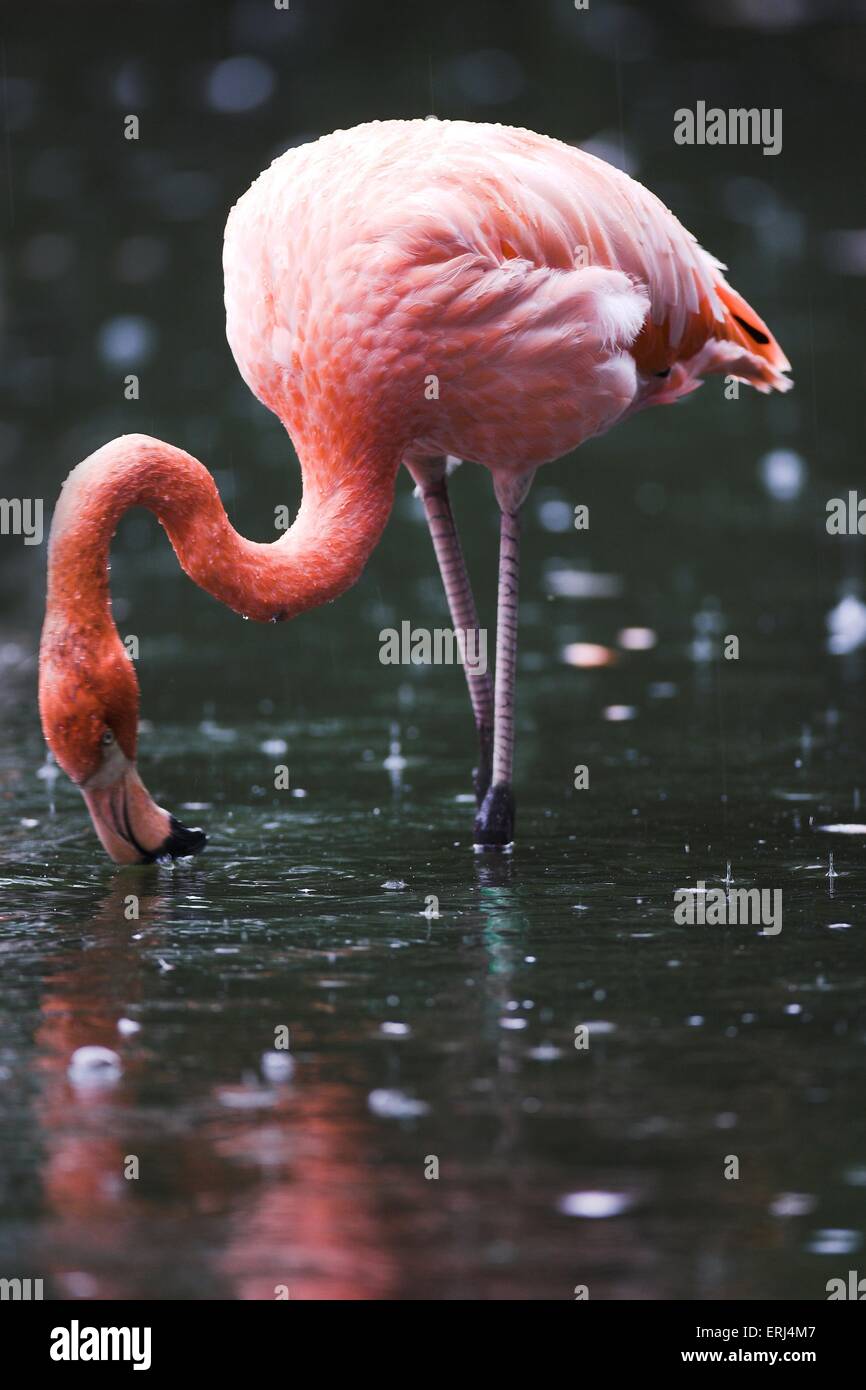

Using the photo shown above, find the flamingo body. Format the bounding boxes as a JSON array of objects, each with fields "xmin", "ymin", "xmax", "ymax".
[
  {"xmin": 39, "ymin": 119, "xmax": 790, "ymax": 863},
  {"xmin": 224, "ymin": 119, "xmax": 789, "ymax": 478}
]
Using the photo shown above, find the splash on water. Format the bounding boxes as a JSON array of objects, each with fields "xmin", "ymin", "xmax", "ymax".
[
  {"xmin": 557, "ymin": 1191, "xmax": 635, "ymax": 1219},
  {"xmin": 826, "ymin": 594, "xmax": 866, "ymax": 655},
  {"xmin": 67, "ymin": 1046, "xmax": 122, "ymax": 1088},
  {"xmin": 368, "ymin": 1088, "xmax": 429, "ymax": 1119}
]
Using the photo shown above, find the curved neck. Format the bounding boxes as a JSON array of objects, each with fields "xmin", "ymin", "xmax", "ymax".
[{"xmin": 45, "ymin": 432, "xmax": 399, "ymax": 629}]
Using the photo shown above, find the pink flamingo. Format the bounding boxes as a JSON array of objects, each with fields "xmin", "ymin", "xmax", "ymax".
[{"xmin": 39, "ymin": 119, "xmax": 790, "ymax": 863}]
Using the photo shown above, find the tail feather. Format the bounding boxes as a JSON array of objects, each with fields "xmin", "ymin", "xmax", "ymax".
[
  {"xmin": 633, "ymin": 255, "xmax": 791, "ymax": 395},
  {"xmin": 682, "ymin": 336, "xmax": 793, "ymax": 396},
  {"xmin": 714, "ymin": 278, "xmax": 791, "ymax": 384}
]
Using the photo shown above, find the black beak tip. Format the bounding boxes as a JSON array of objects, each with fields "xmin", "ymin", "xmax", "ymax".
[{"xmin": 160, "ymin": 815, "xmax": 208, "ymax": 859}]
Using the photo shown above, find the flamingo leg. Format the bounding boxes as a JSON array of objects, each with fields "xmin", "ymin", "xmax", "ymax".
[
  {"xmin": 473, "ymin": 471, "xmax": 535, "ymax": 849},
  {"xmin": 409, "ymin": 459, "xmax": 494, "ymax": 803}
]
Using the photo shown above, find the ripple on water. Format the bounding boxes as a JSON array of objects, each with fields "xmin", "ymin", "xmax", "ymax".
[
  {"xmin": 769, "ymin": 1193, "xmax": 817, "ymax": 1218},
  {"xmin": 557, "ymin": 1192, "xmax": 636, "ymax": 1219},
  {"xmin": 806, "ymin": 1229, "xmax": 862, "ymax": 1256},
  {"xmin": 368, "ymin": 1089, "xmax": 429, "ymax": 1119}
]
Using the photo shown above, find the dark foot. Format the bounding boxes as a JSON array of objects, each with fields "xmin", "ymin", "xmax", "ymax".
[
  {"xmin": 473, "ymin": 782, "xmax": 515, "ymax": 850},
  {"xmin": 472, "ymin": 726, "xmax": 493, "ymax": 807}
]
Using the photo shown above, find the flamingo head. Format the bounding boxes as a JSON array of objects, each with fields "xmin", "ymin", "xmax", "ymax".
[
  {"xmin": 39, "ymin": 636, "xmax": 207, "ymax": 865},
  {"xmin": 78, "ymin": 735, "xmax": 208, "ymax": 866}
]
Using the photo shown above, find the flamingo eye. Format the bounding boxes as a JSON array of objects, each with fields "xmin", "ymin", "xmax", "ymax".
[{"xmin": 101, "ymin": 729, "xmax": 115, "ymax": 747}]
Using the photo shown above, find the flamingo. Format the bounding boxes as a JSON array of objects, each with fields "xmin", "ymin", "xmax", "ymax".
[{"xmin": 39, "ymin": 119, "xmax": 791, "ymax": 864}]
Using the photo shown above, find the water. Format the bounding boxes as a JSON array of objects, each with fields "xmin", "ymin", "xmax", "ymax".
[
  {"xmin": 1, "ymin": 0, "xmax": 865, "ymax": 1301},
  {"xmin": 2, "ymin": 557, "xmax": 865, "ymax": 1298}
]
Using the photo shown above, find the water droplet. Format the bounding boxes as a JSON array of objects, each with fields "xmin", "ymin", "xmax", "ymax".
[
  {"xmin": 603, "ymin": 704, "xmax": 637, "ymax": 722},
  {"xmin": 617, "ymin": 626, "xmax": 657, "ymax": 651},
  {"xmin": 379, "ymin": 1021, "xmax": 410, "ymax": 1038},
  {"xmin": 67, "ymin": 1046, "xmax": 122, "ymax": 1088},
  {"xmin": 557, "ymin": 1191, "xmax": 635, "ymax": 1219},
  {"xmin": 261, "ymin": 1051, "xmax": 295, "ymax": 1082}
]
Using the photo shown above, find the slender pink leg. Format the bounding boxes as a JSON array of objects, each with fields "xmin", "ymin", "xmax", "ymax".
[
  {"xmin": 474, "ymin": 471, "xmax": 535, "ymax": 849},
  {"xmin": 409, "ymin": 459, "xmax": 494, "ymax": 801}
]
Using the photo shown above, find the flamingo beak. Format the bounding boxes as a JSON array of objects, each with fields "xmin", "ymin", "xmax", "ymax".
[{"xmin": 81, "ymin": 762, "xmax": 207, "ymax": 865}]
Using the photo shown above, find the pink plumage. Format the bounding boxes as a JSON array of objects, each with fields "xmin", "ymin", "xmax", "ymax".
[
  {"xmin": 224, "ymin": 118, "xmax": 790, "ymax": 484},
  {"xmin": 40, "ymin": 118, "xmax": 791, "ymax": 862}
]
